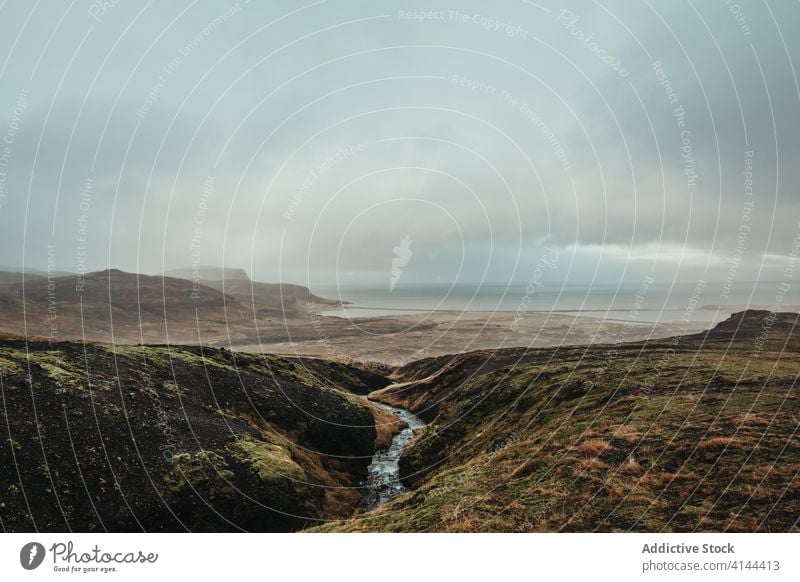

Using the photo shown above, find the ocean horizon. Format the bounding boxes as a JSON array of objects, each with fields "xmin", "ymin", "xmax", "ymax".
[{"xmin": 315, "ymin": 280, "xmax": 797, "ymax": 323}]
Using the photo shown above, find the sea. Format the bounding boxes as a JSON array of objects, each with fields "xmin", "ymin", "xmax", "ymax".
[{"xmin": 314, "ymin": 280, "xmax": 797, "ymax": 324}]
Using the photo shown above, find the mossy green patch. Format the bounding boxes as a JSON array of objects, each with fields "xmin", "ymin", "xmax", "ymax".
[
  {"xmin": 100, "ymin": 344, "xmax": 237, "ymax": 372},
  {"xmin": 0, "ymin": 355, "xmax": 22, "ymax": 376},
  {"xmin": 167, "ymin": 450, "xmax": 236, "ymax": 499},
  {"xmin": 163, "ymin": 381, "xmax": 183, "ymax": 396},
  {"xmin": 230, "ymin": 437, "xmax": 306, "ymax": 484},
  {"xmin": 31, "ymin": 356, "xmax": 85, "ymax": 390}
]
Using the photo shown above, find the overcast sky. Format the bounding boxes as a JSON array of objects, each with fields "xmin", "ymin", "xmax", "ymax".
[{"xmin": 0, "ymin": 0, "xmax": 798, "ymax": 293}]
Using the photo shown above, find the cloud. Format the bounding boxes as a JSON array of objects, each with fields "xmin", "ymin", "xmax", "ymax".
[{"xmin": 0, "ymin": 0, "xmax": 797, "ymax": 290}]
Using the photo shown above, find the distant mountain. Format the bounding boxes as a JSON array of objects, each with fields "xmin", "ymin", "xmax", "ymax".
[
  {"xmin": 163, "ymin": 266, "xmax": 340, "ymax": 314},
  {"xmin": 162, "ymin": 266, "xmax": 250, "ymax": 282},
  {"xmin": 0, "ymin": 268, "xmax": 340, "ymax": 344},
  {"xmin": 0, "ymin": 268, "xmax": 72, "ymax": 281},
  {"xmin": 0, "ymin": 271, "xmax": 33, "ymax": 285},
  {"xmin": 0, "ymin": 269, "xmax": 228, "ymax": 341},
  {"xmin": 204, "ymin": 279, "xmax": 340, "ymax": 314}
]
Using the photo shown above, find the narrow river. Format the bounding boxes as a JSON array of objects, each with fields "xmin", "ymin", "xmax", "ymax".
[{"xmin": 363, "ymin": 399, "xmax": 426, "ymax": 509}]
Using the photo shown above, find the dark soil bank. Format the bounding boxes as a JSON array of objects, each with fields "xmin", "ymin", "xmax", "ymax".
[{"xmin": 0, "ymin": 339, "xmax": 386, "ymax": 531}]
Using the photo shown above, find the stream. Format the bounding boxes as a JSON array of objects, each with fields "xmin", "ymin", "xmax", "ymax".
[{"xmin": 363, "ymin": 399, "xmax": 426, "ymax": 509}]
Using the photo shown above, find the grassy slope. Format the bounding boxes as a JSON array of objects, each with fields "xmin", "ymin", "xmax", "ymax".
[
  {"xmin": 0, "ymin": 339, "xmax": 387, "ymax": 532},
  {"xmin": 318, "ymin": 310, "xmax": 800, "ymax": 532}
]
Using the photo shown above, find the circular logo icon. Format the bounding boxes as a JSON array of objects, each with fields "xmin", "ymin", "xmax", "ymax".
[{"xmin": 20, "ymin": 542, "xmax": 45, "ymax": 570}]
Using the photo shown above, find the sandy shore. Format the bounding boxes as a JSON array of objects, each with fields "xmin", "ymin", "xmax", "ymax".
[{"xmin": 237, "ymin": 309, "xmax": 716, "ymax": 366}]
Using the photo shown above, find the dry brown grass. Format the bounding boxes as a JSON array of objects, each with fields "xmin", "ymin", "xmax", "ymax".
[
  {"xmin": 578, "ymin": 439, "xmax": 614, "ymax": 456},
  {"xmin": 443, "ymin": 512, "xmax": 482, "ymax": 532},
  {"xmin": 577, "ymin": 458, "xmax": 610, "ymax": 471},
  {"xmin": 621, "ymin": 455, "xmax": 643, "ymax": 475},
  {"xmin": 743, "ymin": 464, "xmax": 775, "ymax": 482},
  {"xmin": 612, "ymin": 425, "xmax": 644, "ymax": 443},
  {"xmin": 606, "ymin": 485, "xmax": 628, "ymax": 501},
  {"xmin": 639, "ymin": 471, "xmax": 685, "ymax": 488},
  {"xmin": 697, "ymin": 436, "xmax": 737, "ymax": 450},
  {"xmin": 730, "ymin": 412, "xmax": 772, "ymax": 426}
]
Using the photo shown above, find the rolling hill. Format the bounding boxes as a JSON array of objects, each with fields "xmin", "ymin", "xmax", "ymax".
[
  {"xmin": 0, "ymin": 338, "xmax": 387, "ymax": 531},
  {"xmin": 0, "ymin": 268, "xmax": 339, "ymax": 345},
  {"xmin": 318, "ymin": 310, "xmax": 800, "ymax": 532}
]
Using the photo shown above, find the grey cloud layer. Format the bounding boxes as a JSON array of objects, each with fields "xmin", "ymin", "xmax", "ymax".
[{"xmin": 0, "ymin": 0, "xmax": 797, "ymax": 287}]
